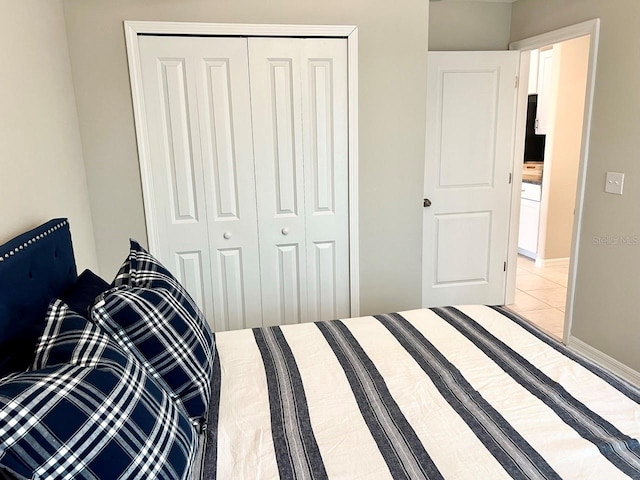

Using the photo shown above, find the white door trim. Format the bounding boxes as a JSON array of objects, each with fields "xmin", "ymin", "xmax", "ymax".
[
  {"xmin": 124, "ymin": 21, "xmax": 360, "ymax": 317},
  {"xmin": 506, "ymin": 19, "xmax": 600, "ymax": 344}
]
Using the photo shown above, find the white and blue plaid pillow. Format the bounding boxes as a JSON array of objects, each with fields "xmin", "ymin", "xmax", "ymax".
[
  {"xmin": 93, "ymin": 240, "xmax": 215, "ymax": 425},
  {"xmin": 0, "ymin": 300, "xmax": 197, "ymax": 480},
  {"xmin": 33, "ymin": 299, "xmax": 149, "ymax": 376}
]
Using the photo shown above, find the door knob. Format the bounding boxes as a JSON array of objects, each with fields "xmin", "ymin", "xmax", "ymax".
[
  {"xmin": 423, "ymin": 198, "xmax": 432, "ymax": 208},
  {"xmin": 223, "ymin": 232, "xmax": 231, "ymax": 239},
  {"xmin": 281, "ymin": 227, "xmax": 289, "ymax": 236}
]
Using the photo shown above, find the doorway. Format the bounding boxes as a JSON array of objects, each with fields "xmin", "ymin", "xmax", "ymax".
[{"xmin": 504, "ymin": 20, "xmax": 600, "ymax": 343}]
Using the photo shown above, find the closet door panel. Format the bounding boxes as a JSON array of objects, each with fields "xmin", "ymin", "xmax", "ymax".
[
  {"xmin": 176, "ymin": 251, "xmax": 207, "ymax": 310},
  {"xmin": 301, "ymin": 39, "xmax": 350, "ymax": 321},
  {"xmin": 139, "ymin": 36, "xmax": 262, "ymax": 332},
  {"xmin": 194, "ymin": 37, "xmax": 263, "ymax": 331},
  {"xmin": 249, "ymin": 38, "xmax": 308, "ymax": 327},
  {"xmin": 311, "ymin": 241, "xmax": 337, "ymax": 321},
  {"xmin": 159, "ymin": 60, "xmax": 199, "ymax": 222},
  {"xmin": 203, "ymin": 59, "xmax": 240, "ymax": 219},
  {"xmin": 276, "ymin": 244, "xmax": 304, "ymax": 325},
  {"xmin": 139, "ymin": 37, "xmax": 214, "ymax": 324},
  {"xmin": 271, "ymin": 60, "xmax": 299, "ymax": 216}
]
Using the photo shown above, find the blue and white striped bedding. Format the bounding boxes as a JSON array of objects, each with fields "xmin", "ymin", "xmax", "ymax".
[{"xmin": 204, "ymin": 306, "xmax": 640, "ymax": 479}]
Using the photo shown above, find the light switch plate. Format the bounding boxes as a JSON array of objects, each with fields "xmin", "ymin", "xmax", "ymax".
[{"xmin": 605, "ymin": 172, "xmax": 624, "ymax": 195}]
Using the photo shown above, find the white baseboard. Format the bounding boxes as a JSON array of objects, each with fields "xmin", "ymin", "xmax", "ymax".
[
  {"xmin": 534, "ymin": 257, "xmax": 570, "ymax": 267},
  {"xmin": 517, "ymin": 248, "xmax": 536, "ymax": 259},
  {"xmin": 567, "ymin": 336, "xmax": 640, "ymax": 388}
]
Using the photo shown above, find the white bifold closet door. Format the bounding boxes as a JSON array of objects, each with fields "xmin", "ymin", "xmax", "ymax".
[
  {"xmin": 137, "ymin": 35, "xmax": 349, "ymax": 331},
  {"xmin": 248, "ymin": 38, "xmax": 349, "ymax": 327}
]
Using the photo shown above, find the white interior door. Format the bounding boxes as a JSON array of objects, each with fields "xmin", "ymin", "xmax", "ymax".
[
  {"xmin": 138, "ymin": 36, "xmax": 262, "ymax": 331},
  {"xmin": 422, "ymin": 51, "xmax": 519, "ymax": 307},
  {"xmin": 248, "ymin": 37, "xmax": 350, "ymax": 326}
]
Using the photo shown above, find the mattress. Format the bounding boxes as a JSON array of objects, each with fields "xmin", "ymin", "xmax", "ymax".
[{"xmin": 202, "ymin": 305, "xmax": 640, "ymax": 479}]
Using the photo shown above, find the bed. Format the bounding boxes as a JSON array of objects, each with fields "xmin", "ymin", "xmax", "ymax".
[{"xmin": 1, "ymin": 220, "xmax": 639, "ymax": 479}]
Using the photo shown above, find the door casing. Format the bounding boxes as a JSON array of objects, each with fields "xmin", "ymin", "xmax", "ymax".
[
  {"xmin": 506, "ymin": 19, "xmax": 601, "ymax": 344},
  {"xmin": 124, "ymin": 21, "xmax": 360, "ymax": 318}
]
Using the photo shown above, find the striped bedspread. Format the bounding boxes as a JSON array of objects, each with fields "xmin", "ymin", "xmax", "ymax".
[{"xmin": 203, "ymin": 306, "xmax": 640, "ymax": 479}]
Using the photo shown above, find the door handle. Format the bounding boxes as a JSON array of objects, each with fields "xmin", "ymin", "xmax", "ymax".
[
  {"xmin": 423, "ymin": 198, "xmax": 432, "ymax": 208},
  {"xmin": 281, "ymin": 227, "xmax": 290, "ymax": 236}
]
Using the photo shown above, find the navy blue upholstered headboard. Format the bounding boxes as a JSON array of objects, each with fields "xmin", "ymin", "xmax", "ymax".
[{"xmin": 0, "ymin": 218, "xmax": 77, "ymax": 374}]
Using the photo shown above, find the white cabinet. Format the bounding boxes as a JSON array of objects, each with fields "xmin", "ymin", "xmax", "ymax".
[
  {"xmin": 518, "ymin": 199, "xmax": 540, "ymax": 257},
  {"xmin": 518, "ymin": 183, "xmax": 541, "ymax": 258},
  {"xmin": 138, "ymin": 36, "xmax": 350, "ymax": 332},
  {"xmin": 535, "ymin": 48, "xmax": 554, "ymax": 135}
]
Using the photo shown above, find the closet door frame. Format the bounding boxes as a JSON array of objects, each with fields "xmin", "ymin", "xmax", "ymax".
[{"xmin": 125, "ymin": 21, "xmax": 360, "ymax": 318}]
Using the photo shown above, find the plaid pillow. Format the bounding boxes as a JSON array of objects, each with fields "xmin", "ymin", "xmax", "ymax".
[
  {"xmin": 0, "ymin": 301, "xmax": 197, "ymax": 480},
  {"xmin": 94, "ymin": 241, "xmax": 214, "ymax": 425},
  {"xmin": 114, "ymin": 240, "xmax": 208, "ymax": 312},
  {"xmin": 116, "ymin": 240, "xmax": 214, "ymax": 360},
  {"xmin": 33, "ymin": 298, "xmax": 140, "ymax": 374},
  {"xmin": 91, "ymin": 287, "xmax": 213, "ymax": 426},
  {"xmin": 33, "ymin": 299, "xmax": 178, "ymax": 404}
]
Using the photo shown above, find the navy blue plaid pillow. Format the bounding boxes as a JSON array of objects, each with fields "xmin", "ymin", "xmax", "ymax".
[
  {"xmin": 113, "ymin": 240, "xmax": 207, "ymax": 313},
  {"xmin": 92, "ymin": 287, "xmax": 213, "ymax": 426},
  {"xmin": 94, "ymin": 241, "xmax": 215, "ymax": 424},
  {"xmin": 0, "ymin": 300, "xmax": 197, "ymax": 480},
  {"xmin": 117, "ymin": 240, "xmax": 214, "ymax": 360},
  {"xmin": 33, "ymin": 298, "xmax": 135, "ymax": 373},
  {"xmin": 34, "ymin": 299, "xmax": 178, "ymax": 405}
]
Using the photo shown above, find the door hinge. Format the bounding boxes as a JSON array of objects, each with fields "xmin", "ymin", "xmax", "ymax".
[
  {"xmin": 504, "ymin": 261, "xmax": 507, "ymax": 272},
  {"xmin": 515, "ymin": 75, "xmax": 519, "ymax": 89},
  {"xmin": 509, "ymin": 172, "xmax": 512, "ymax": 184}
]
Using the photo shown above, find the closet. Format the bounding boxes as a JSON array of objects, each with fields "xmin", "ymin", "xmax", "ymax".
[{"xmin": 137, "ymin": 35, "xmax": 350, "ymax": 332}]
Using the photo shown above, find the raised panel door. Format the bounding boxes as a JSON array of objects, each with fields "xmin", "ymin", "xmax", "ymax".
[
  {"xmin": 194, "ymin": 38, "xmax": 263, "ymax": 331},
  {"xmin": 139, "ymin": 36, "xmax": 262, "ymax": 331},
  {"xmin": 249, "ymin": 37, "xmax": 350, "ymax": 325},
  {"xmin": 249, "ymin": 38, "xmax": 309, "ymax": 327},
  {"xmin": 300, "ymin": 39, "xmax": 350, "ymax": 322},
  {"xmin": 423, "ymin": 51, "xmax": 519, "ymax": 307},
  {"xmin": 139, "ymin": 36, "xmax": 214, "ymax": 324}
]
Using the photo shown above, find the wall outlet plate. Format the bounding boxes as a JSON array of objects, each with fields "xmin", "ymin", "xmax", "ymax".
[{"xmin": 605, "ymin": 172, "xmax": 624, "ymax": 195}]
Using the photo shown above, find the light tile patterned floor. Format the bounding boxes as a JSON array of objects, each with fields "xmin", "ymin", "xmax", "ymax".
[{"xmin": 506, "ymin": 255, "xmax": 569, "ymax": 340}]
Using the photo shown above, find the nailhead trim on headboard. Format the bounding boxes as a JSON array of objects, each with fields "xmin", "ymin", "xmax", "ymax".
[{"xmin": 0, "ymin": 220, "xmax": 68, "ymax": 263}]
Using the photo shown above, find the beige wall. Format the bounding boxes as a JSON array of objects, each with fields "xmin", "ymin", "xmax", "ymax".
[
  {"xmin": 0, "ymin": 0, "xmax": 97, "ymax": 271},
  {"xmin": 62, "ymin": 0, "xmax": 429, "ymax": 315},
  {"xmin": 512, "ymin": 1, "xmax": 640, "ymax": 371},
  {"xmin": 429, "ymin": 1, "xmax": 512, "ymax": 51},
  {"xmin": 538, "ymin": 36, "xmax": 589, "ymax": 260}
]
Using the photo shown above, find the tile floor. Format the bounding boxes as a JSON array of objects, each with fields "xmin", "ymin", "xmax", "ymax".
[{"xmin": 506, "ymin": 255, "xmax": 569, "ymax": 340}]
